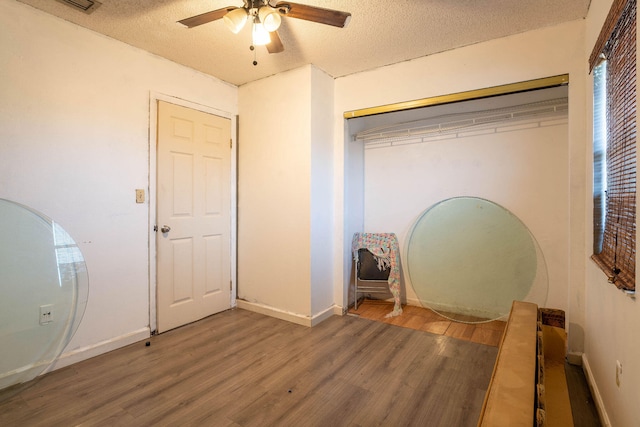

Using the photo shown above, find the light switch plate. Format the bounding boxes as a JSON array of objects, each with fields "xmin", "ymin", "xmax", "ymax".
[{"xmin": 135, "ymin": 189, "xmax": 145, "ymax": 203}]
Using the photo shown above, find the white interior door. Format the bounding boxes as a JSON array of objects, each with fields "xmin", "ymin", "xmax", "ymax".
[{"xmin": 156, "ymin": 100, "xmax": 231, "ymax": 333}]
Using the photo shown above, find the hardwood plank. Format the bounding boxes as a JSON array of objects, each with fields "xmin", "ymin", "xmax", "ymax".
[
  {"xmin": 476, "ymin": 319, "xmax": 508, "ymax": 331},
  {"xmin": 418, "ymin": 319, "xmax": 452, "ymax": 335},
  {"xmin": 470, "ymin": 327, "xmax": 504, "ymax": 347},
  {"xmin": 444, "ymin": 321, "xmax": 477, "ymax": 341}
]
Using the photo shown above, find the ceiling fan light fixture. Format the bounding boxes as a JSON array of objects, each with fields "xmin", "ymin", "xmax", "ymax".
[
  {"xmin": 178, "ymin": 1, "xmax": 352, "ymax": 62},
  {"xmin": 223, "ymin": 8, "xmax": 248, "ymax": 34},
  {"xmin": 252, "ymin": 20, "xmax": 271, "ymax": 46},
  {"xmin": 258, "ymin": 6, "xmax": 282, "ymax": 32}
]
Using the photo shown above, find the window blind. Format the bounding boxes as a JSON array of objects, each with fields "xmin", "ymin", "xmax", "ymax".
[{"xmin": 590, "ymin": 0, "xmax": 636, "ymax": 291}]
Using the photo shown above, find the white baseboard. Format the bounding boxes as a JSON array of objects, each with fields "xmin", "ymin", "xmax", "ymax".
[
  {"xmin": 1, "ymin": 327, "xmax": 150, "ymax": 390},
  {"xmin": 567, "ymin": 351, "xmax": 583, "ymax": 366},
  {"xmin": 47, "ymin": 327, "xmax": 151, "ymax": 372},
  {"xmin": 582, "ymin": 353, "xmax": 612, "ymax": 427},
  {"xmin": 236, "ymin": 300, "xmax": 340, "ymax": 327},
  {"xmin": 310, "ymin": 305, "xmax": 343, "ymax": 326}
]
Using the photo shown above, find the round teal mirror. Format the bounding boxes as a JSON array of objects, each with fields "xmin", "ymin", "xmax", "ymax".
[
  {"xmin": 407, "ymin": 197, "xmax": 547, "ymax": 322},
  {"xmin": 0, "ymin": 199, "xmax": 89, "ymax": 401}
]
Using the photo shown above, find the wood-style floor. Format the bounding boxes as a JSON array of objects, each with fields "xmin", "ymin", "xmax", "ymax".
[
  {"xmin": 352, "ymin": 299, "xmax": 602, "ymax": 427},
  {"xmin": 349, "ymin": 300, "xmax": 506, "ymax": 347},
  {"xmin": 1, "ymin": 308, "xmax": 498, "ymax": 427}
]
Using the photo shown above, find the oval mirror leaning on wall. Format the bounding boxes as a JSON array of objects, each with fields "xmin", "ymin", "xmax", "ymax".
[
  {"xmin": 407, "ymin": 197, "xmax": 547, "ymax": 323},
  {"xmin": 0, "ymin": 199, "xmax": 89, "ymax": 402}
]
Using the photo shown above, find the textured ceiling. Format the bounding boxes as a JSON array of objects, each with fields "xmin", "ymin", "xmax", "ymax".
[{"xmin": 16, "ymin": 0, "xmax": 590, "ymax": 86}]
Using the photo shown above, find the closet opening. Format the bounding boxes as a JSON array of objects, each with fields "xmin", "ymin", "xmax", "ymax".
[{"xmin": 344, "ymin": 76, "xmax": 569, "ymax": 335}]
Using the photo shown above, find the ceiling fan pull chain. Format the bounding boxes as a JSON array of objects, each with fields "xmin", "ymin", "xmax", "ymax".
[{"xmin": 250, "ymin": 44, "xmax": 258, "ymax": 66}]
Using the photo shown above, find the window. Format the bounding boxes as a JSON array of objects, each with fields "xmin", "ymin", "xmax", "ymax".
[{"xmin": 590, "ymin": 0, "xmax": 636, "ymax": 292}]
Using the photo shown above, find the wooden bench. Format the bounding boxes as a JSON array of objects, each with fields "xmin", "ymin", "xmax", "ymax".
[{"xmin": 477, "ymin": 301, "xmax": 574, "ymax": 426}]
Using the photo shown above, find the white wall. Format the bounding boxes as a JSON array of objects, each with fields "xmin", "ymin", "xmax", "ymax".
[
  {"xmin": 310, "ymin": 67, "xmax": 336, "ymax": 316},
  {"xmin": 583, "ymin": 1, "xmax": 640, "ymax": 426},
  {"xmin": 238, "ymin": 67, "xmax": 313, "ymax": 318},
  {"xmin": 334, "ymin": 19, "xmax": 587, "ymax": 349},
  {"xmin": 0, "ymin": 0, "xmax": 237, "ymax": 368},
  {"xmin": 237, "ymin": 65, "xmax": 337, "ymax": 324},
  {"xmin": 362, "ymin": 115, "xmax": 569, "ymax": 314}
]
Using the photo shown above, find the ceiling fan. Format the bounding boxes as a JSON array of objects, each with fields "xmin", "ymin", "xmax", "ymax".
[{"xmin": 178, "ymin": 1, "xmax": 351, "ymax": 63}]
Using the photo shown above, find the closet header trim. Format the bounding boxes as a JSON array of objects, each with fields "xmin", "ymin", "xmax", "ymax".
[{"xmin": 343, "ymin": 74, "xmax": 569, "ymax": 119}]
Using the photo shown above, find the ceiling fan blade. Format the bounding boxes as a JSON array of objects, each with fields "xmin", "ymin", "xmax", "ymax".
[
  {"xmin": 178, "ymin": 7, "xmax": 238, "ymax": 28},
  {"xmin": 275, "ymin": 2, "xmax": 351, "ymax": 28},
  {"xmin": 266, "ymin": 31, "xmax": 285, "ymax": 54}
]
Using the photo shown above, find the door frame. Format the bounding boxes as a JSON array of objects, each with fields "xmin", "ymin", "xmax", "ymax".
[{"xmin": 149, "ymin": 92, "xmax": 237, "ymax": 334}]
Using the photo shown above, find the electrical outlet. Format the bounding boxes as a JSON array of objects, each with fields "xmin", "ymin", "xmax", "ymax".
[
  {"xmin": 39, "ymin": 304, "xmax": 53, "ymax": 325},
  {"xmin": 135, "ymin": 189, "xmax": 145, "ymax": 203},
  {"xmin": 616, "ymin": 360, "xmax": 622, "ymax": 387}
]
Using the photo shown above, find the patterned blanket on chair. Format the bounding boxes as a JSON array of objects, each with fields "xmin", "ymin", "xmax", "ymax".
[{"xmin": 352, "ymin": 232, "xmax": 402, "ymax": 317}]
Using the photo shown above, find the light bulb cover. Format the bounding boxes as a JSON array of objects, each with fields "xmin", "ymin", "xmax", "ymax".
[
  {"xmin": 252, "ymin": 21, "xmax": 271, "ymax": 46},
  {"xmin": 258, "ymin": 6, "xmax": 281, "ymax": 32},
  {"xmin": 223, "ymin": 8, "xmax": 248, "ymax": 34}
]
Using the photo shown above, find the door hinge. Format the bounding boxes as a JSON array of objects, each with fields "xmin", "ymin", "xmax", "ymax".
[
  {"xmin": 229, "ymin": 280, "xmax": 232, "ymax": 291},
  {"xmin": 230, "ymin": 138, "xmax": 232, "ymax": 149}
]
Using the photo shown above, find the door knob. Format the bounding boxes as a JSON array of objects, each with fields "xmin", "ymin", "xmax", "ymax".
[{"xmin": 160, "ymin": 225, "xmax": 171, "ymax": 233}]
